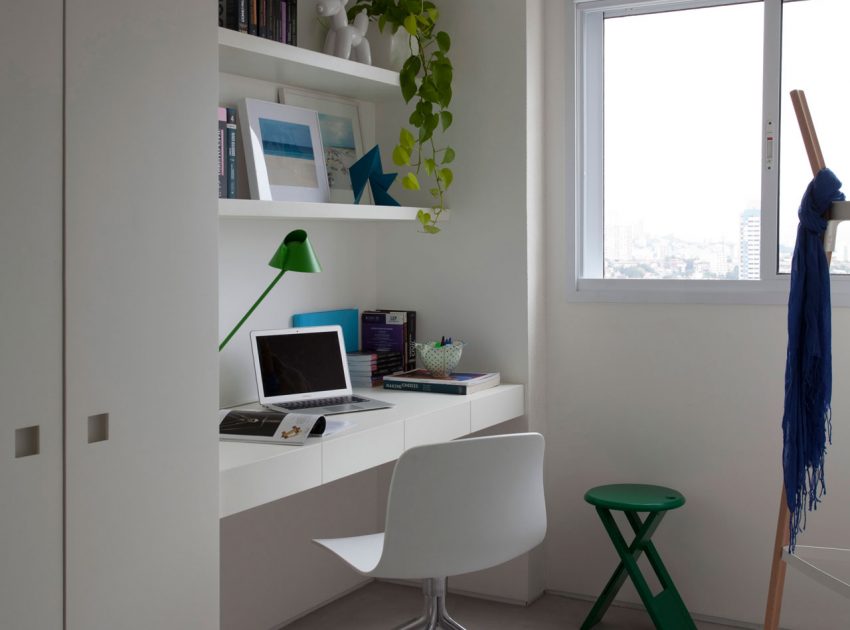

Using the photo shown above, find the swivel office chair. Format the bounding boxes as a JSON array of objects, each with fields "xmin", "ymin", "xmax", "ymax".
[{"xmin": 314, "ymin": 432, "xmax": 547, "ymax": 629}]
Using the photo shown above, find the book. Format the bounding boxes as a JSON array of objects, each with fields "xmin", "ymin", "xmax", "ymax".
[
  {"xmin": 286, "ymin": 0, "xmax": 297, "ymax": 45},
  {"xmin": 376, "ymin": 309, "xmax": 416, "ymax": 370},
  {"xmin": 238, "ymin": 0, "xmax": 248, "ymax": 32},
  {"xmin": 292, "ymin": 308, "xmax": 359, "ymax": 352},
  {"xmin": 347, "ymin": 350, "xmax": 404, "ymax": 366},
  {"xmin": 217, "ymin": 107, "xmax": 227, "ymax": 198},
  {"xmin": 383, "ymin": 370, "xmax": 501, "ymax": 395},
  {"xmin": 225, "ymin": 107, "xmax": 237, "ymax": 198},
  {"xmin": 219, "ymin": 408, "xmax": 326, "ymax": 445},
  {"xmin": 361, "ymin": 311, "xmax": 406, "ymax": 360}
]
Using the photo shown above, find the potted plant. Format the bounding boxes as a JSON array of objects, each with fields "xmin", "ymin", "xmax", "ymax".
[{"xmin": 348, "ymin": 0, "xmax": 454, "ymax": 233}]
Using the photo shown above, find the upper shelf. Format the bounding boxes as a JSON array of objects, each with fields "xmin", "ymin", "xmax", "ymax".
[
  {"xmin": 218, "ymin": 27, "xmax": 401, "ymax": 101},
  {"xmin": 219, "ymin": 199, "xmax": 424, "ymax": 222}
]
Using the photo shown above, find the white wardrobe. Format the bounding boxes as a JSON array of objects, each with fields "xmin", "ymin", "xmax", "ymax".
[{"xmin": 1, "ymin": 1, "xmax": 220, "ymax": 628}]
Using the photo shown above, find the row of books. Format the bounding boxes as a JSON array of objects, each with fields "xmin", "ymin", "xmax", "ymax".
[
  {"xmin": 361, "ymin": 310, "xmax": 416, "ymax": 373},
  {"xmin": 218, "ymin": 0, "xmax": 298, "ymax": 46},
  {"xmin": 217, "ymin": 107, "xmax": 238, "ymax": 199},
  {"xmin": 346, "ymin": 350, "xmax": 404, "ymax": 388}
]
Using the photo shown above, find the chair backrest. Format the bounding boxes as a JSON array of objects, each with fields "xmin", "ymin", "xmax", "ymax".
[{"xmin": 371, "ymin": 432, "xmax": 546, "ymax": 580}]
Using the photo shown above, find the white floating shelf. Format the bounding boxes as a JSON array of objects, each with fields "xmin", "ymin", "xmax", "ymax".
[
  {"xmin": 783, "ymin": 546, "xmax": 850, "ymax": 600},
  {"xmin": 218, "ymin": 28, "xmax": 400, "ymax": 101},
  {"xmin": 219, "ymin": 198, "xmax": 426, "ymax": 221}
]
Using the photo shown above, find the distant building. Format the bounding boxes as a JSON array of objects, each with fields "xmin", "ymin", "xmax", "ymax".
[{"xmin": 738, "ymin": 208, "xmax": 760, "ymax": 279}]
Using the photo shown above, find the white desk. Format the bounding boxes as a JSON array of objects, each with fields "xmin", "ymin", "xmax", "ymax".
[{"xmin": 219, "ymin": 384, "xmax": 525, "ymax": 517}]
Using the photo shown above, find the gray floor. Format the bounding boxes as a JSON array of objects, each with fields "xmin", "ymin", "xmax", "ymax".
[{"xmin": 285, "ymin": 581, "xmax": 740, "ymax": 629}]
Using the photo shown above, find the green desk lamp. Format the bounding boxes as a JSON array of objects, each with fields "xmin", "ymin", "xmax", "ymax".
[{"xmin": 219, "ymin": 229, "xmax": 322, "ymax": 351}]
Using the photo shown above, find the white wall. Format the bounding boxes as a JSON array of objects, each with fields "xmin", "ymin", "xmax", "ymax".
[
  {"xmin": 542, "ymin": 2, "xmax": 850, "ymax": 628},
  {"xmin": 373, "ymin": 0, "xmax": 541, "ymax": 603}
]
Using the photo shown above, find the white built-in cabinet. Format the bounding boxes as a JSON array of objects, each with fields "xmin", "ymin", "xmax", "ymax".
[
  {"xmin": 3, "ymin": 0, "xmax": 220, "ymax": 628},
  {"xmin": 0, "ymin": 1, "xmax": 64, "ymax": 628}
]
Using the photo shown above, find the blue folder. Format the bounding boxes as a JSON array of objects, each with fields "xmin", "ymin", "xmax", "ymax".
[{"xmin": 291, "ymin": 308, "xmax": 359, "ymax": 353}]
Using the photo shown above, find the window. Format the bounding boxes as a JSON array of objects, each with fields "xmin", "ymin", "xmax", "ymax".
[{"xmin": 575, "ymin": 0, "xmax": 850, "ymax": 302}]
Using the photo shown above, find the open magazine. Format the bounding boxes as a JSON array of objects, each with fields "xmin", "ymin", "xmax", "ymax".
[{"xmin": 219, "ymin": 408, "xmax": 352, "ymax": 445}]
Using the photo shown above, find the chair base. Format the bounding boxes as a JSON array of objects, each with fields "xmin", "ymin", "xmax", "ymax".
[{"xmin": 394, "ymin": 578, "xmax": 466, "ymax": 630}]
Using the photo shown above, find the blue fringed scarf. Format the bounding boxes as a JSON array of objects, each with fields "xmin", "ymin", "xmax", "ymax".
[{"xmin": 783, "ymin": 167, "xmax": 845, "ymax": 551}]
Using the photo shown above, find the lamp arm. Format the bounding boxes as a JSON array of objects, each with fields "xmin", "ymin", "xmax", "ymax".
[{"xmin": 218, "ymin": 269, "xmax": 286, "ymax": 351}]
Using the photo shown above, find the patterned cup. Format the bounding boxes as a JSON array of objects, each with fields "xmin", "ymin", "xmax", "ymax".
[{"xmin": 414, "ymin": 341, "xmax": 465, "ymax": 377}]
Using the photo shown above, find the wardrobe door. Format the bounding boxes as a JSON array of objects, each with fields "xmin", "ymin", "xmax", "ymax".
[
  {"xmin": 64, "ymin": 1, "xmax": 220, "ymax": 628},
  {"xmin": 0, "ymin": 1, "xmax": 64, "ymax": 628}
]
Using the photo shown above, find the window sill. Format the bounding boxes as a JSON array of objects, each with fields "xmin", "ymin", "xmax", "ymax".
[{"xmin": 570, "ymin": 277, "xmax": 850, "ymax": 307}]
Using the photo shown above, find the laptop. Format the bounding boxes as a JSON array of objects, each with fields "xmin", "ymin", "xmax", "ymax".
[{"xmin": 250, "ymin": 326, "xmax": 394, "ymax": 415}]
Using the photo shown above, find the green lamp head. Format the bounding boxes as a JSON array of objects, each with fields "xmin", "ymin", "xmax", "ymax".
[
  {"xmin": 219, "ymin": 229, "xmax": 321, "ymax": 352},
  {"xmin": 269, "ymin": 229, "xmax": 322, "ymax": 273}
]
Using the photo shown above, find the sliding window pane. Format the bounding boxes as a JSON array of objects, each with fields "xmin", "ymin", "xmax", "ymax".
[
  {"xmin": 779, "ymin": 0, "xmax": 850, "ymax": 273},
  {"xmin": 603, "ymin": 3, "xmax": 763, "ymax": 279}
]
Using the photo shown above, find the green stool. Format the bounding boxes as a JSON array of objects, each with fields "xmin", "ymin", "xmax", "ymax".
[{"xmin": 580, "ymin": 484, "xmax": 696, "ymax": 630}]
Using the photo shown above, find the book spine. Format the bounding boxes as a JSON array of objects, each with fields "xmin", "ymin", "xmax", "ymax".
[
  {"xmin": 248, "ymin": 0, "xmax": 257, "ymax": 35},
  {"xmin": 258, "ymin": 0, "xmax": 265, "ymax": 38},
  {"xmin": 279, "ymin": 1, "xmax": 285, "ymax": 42},
  {"xmin": 349, "ymin": 363, "xmax": 404, "ymax": 377},
  {"xmin": 383, "ymin": 380, "xmax": 467, "ymax": 395},
  {"xmin": 286, "ymin": 0, "xmax": 297, "ymax": 46},
  {"xmin": 238, "ymin": 0, "xmax": 248, "ymax": 32},
  {"xmin": 226, "ymin": 0, "xmax": 239, "ymax": 29},
  {"xmin": 225, "ymin": 107, "xmax": 237, "ymax": 199},
  {"xmin": 217, "ymin": 107, "xmax": 227, "ymax": 198},
  {"xmin": 218, "ymin": 0, "xmax": 226, "ymax": 27}
]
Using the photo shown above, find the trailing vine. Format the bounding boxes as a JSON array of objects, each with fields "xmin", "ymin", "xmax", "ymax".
[{"xmin": 348, "ymin": 0, "xmax": 454, "ymax": 233}]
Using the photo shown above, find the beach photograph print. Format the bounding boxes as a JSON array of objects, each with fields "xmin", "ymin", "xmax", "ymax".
[
  {"xmin": 318, "ymin": 113, "xmax": 357, "ymax": 193},
  {"xmin": 259, "ymin": 117, "xmax": 319, "ymax": 189}
]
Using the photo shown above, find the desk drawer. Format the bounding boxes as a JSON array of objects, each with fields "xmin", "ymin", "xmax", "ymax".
[
  {"xmin": 322, "ymin": 421, "xmax": 404, "ymax": 483},
  {"xmin": 220, "ymin": 444, "xmax": 322, "ymax": 518},
  {"xmin": 470, "ymin": 385, "xmax": 525, "ymax": 433},
  {"xmin": 405, "ymin": 402, "xmax": 470, "ymax": 448}
]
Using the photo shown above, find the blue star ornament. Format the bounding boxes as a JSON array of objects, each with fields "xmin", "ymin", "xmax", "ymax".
[{"xmin": 349, "ymin": 145, "xmax": 400, "ymax": 206}]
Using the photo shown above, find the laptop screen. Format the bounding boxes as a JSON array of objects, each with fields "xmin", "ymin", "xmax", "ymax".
[{"xmin": 253, "ymin": 328, "xmax": 349, "ymax": 399}]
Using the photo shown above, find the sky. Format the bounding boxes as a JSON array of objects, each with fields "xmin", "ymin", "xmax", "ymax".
[{"xmin": 603, "ymin": 0, "xmax": 849, "ymax": 260}]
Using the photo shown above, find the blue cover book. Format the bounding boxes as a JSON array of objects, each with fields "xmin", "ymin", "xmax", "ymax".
[{"xmin": 292, "ymin": 308, "xmax": 359, "ymax": 352}]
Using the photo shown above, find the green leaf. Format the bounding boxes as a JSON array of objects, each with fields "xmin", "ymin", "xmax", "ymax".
[
  {"xmin": 440, "ymin": 111, "xmax": 453, "ymax": 131},
  {"xmin": 443, "ymin": 147, "xmax": 456, "ymax": 164},
  {"xmin": 423, "ymin": 224, "xmax": 441, "ymax": 234},
  {"xmin": 438, "ymin": 168, "xmax": 454, "ymax": 188},
  {"xmin": 392, "ymin": 145, "xmax": 411, "ymax": 166},
  {"xmin": 409, "ymin": 110, "xmax": 424, "ymax": 127},
  {"xmin": 400, "ymin": 71, "xmax": 417, "ymax": 103},
  {"xmin": 438, "ymin": 86, "xmax": 452, "ymax": 108},
  {"xmin": 424, "ymin": 158, "xmax": 436, "ymax": 176},
  {"xmin": 416, "ymin": 209, "xmax": 426, "ymax": 221},
  {"xmin": 428, "ymin": 7, "xmax": 439, "ymax": 21},
  {"xmin": 399, "ymin": 127, "xmax": 415, "ymax": 151},
  {"xmin": 401, "ymin": 55, "xmax": 421, "ymax": 76},
  {"xmin": 430, "ymin": 187, "xmax": 440, "ymax": 198},
  {"xmin": 436, "ymin": 31, "xmax": 451, "ymax": 53},
  {"xmin": 403, "ymin": 14, "xmax": 417, "ymax": 36},
  {"xmin": 402, "ymin": 172, "xmax": 420, "ymax": 190}
]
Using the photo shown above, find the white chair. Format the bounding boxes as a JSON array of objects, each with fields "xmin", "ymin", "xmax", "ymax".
[{"xmin": 314, "ymin": 432, "xmax": 547, "ymax": 629}]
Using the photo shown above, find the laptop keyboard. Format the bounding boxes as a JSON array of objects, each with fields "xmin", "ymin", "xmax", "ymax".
[{"xmin": 284, "ymin": 395, "xmax": 367, "ymax": 410}]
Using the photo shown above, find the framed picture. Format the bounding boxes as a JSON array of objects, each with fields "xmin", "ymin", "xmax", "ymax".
[
  {"xmin": 238, "ymin": 98, "xmax": 330, "ymax": 202},
  {"xmin": 278, "ymin": 86, "xmax": 372, "ymax": 204}
]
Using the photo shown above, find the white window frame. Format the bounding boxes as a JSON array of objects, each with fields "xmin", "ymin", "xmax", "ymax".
[{"xmin": 571, "ymin": 0, "xmax": 850, "ymax": 305}]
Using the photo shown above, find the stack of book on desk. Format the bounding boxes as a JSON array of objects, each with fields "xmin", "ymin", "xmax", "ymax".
[
  {"xmin": 347, "ymin": 351, "xmax": 404, "ymax": 388},
  {"xmin": 383, "ymin": 370, "xmax": 500, "ymax": 395}
]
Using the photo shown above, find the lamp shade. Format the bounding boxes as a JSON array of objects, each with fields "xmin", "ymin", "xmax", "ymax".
[
  {"xmin": 269, "ymin": 229, "xmax": 322, "ymax": 273},
  {"xmin": 219, "ymin": 228, "xmax": 322, "ymax": 352}
]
